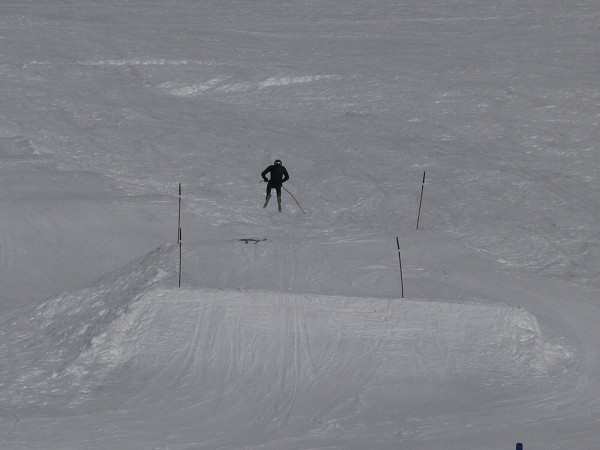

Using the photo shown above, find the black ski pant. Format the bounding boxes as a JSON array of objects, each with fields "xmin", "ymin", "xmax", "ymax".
[{"xmin": 266, "ymin": 183, "xmax": 282, "ymax": 198}]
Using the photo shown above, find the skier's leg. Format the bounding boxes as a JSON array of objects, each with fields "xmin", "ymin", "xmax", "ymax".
[
  {"xmin": 263, "ymin": 185, "xmax": 272, "ymax": 208},
  {"xmin": 276, "ymin": 187, "xmax": 282, "ymax": 212},
  {"xmin": 263, "ymin": 194, "xmax": 271, "ymax": 208}
]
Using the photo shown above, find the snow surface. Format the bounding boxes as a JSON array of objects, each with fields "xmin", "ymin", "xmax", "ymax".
[{"xmin": 0, "ymin": 0, "xmax": 599, "ymax": 448}]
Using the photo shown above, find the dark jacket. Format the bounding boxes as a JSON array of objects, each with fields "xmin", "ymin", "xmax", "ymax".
[{"xmin": 262, "ymin": 164, "xmax": 289, "ymax": 187}]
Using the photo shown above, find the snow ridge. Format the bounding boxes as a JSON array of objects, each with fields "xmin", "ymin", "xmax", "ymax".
[{"xmin": 159, "ymin": 74, "xmax": 341, "ymax": 98}]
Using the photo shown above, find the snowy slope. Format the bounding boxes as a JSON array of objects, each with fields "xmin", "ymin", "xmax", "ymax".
[{"xmin": 1, "ymin": 0, "xmax": 599, "ymax": 448}]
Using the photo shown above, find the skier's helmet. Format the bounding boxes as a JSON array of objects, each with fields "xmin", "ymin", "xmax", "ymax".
[{"xmin": 274, "ymin": 159, "xmax": 282, "ymax": 165}]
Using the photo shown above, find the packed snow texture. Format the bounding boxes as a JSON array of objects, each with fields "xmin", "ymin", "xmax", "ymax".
[{"xmin": 0, "ymin": 0, "xmax": 599, "ymax": 448}]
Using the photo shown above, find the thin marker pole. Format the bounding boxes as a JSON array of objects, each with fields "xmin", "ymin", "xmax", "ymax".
[
  {"xmin": 178, "ymin": 229, "xmax": 182, "ymax": 288},
  {"xmin": 177, "ymin": 183, "xmax": 182, "ymax": 243},
  {"xmin": 178, "ymin": 183, "xmax": 182, "ymax": 288},
  {"xmin": 416, "ymin": 171, "xmax": 426, "ymax": 230},
  {"xmin": 396, "ymin": 237, "xmax": 404, "ymax": 299}
]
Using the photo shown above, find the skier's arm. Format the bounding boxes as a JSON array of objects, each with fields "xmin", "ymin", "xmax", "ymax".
[
  {"xmin": 282, "ymin": 168, "xmax": 289, "ymax": 183},
  {"xmin": 261, "ymin": 167, "xmax": 270, "ymax": 182}
]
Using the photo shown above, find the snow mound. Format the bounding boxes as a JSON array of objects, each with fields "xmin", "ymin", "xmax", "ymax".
[
  {"xmin": 0, "ymin": 248, "xmax": 557, "ymax": 418},
  {"xmin": 0, "ymin": 242, "xmax": 572, "ymax": 446},
  {"xmin": 0, "ymin": 244, "xmax": 174, "ymax": 413},
  {"xmin": 134, "ymin": 290, "xmax": 553, "ymax": 385}
]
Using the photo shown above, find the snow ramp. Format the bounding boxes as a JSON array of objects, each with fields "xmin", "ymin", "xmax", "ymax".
[
  {"xmin": 0, "ymin": 243, "xmax": 174, "ymax": 414},
  {"xmin": 0, "ymin": 244, "xmax": 563, "ymax": 448}
]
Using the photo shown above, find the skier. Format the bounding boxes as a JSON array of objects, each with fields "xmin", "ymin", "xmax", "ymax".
[{"xmin": 261, "ymin": 159, "xmax": 289, "ymax": 212}]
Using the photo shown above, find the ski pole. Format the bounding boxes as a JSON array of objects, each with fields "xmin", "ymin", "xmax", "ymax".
[{"xmin": 282, "ymin": 185, "xmax": 305, "ymax": 214}]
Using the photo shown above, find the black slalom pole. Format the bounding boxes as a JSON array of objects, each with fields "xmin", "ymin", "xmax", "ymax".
[
  {"xmin": 178, "ymin": 183, "xmax": 182, "ymax": 288},
  {"xmin": 416, "ymin": 171, "xmax": 426, "ymax": 230},
  {"xmin": 396, "ymin": 237, "xmax": 404, "ymax": 299},
  {"xmin": 177, "ymin": 183, "xmax": 182, "ymax": 242}
]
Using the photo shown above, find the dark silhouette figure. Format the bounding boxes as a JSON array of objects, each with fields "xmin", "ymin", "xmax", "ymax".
[{"xmin": 261, "ymin": 159, "xmax": 289, "ymax": 212}]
